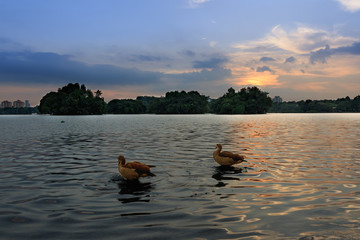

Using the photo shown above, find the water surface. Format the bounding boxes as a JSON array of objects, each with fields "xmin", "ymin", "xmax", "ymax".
[{"xmin": 1, "ymin": 114, "xmax": 360, "ymax": 239}]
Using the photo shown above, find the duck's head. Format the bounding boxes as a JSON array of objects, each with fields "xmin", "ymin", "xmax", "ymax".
[
  {"xmin": 215, "ymin": 144, "xmax": 222, "ymax": 150},
  {"xmin": 118, "ymin": 155, "xmax": 126, "ymax": 165}
]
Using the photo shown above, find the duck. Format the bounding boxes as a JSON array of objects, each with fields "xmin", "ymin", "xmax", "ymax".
[
  {"xmin": 118, "ymin": 155, "xmax": 155, "ymax": 181},
  {"xmin": 213, "ymin": 143, "xmax": 247, "ymax": 166}
]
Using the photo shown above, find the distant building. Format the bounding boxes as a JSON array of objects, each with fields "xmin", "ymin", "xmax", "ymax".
[
  {"xmin": 1, "ymin": 100, "xmax": 12, "ymax": 108},
  {"xmin": 273, "ymin": 96, "xmax": 283, "ymax": 103},
  {"xmin": 25, "ymin": 100, "xmax": 30, "ymax": 108},
  {"xmin": 13, "ymin": 100, "xmax": 25, "ymax": 108}
]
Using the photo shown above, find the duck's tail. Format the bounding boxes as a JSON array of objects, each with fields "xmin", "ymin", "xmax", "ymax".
[
  {"xmin": 236, "ymin": 158, "xmax": 247, "ymax": 163},
  {"xmin": 140, "ymin": 172, "xmax": 156, "ymax": 177}
]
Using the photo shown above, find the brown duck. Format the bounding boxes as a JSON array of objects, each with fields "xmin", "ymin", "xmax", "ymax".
[
  {"xmin": 213, "ymin": 144, "xmax": 246, "ymax": 166},
  {"xmin": 118, "ymin": 155, "xmax": 155, "ymax": 180}
]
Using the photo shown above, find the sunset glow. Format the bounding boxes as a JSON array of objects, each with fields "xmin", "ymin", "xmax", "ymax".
[{"xmin": 232, "ymin": 71, "xmax": 281, "ymax": 87}]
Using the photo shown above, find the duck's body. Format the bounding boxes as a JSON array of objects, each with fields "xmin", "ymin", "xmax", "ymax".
[
  {"xmin": 118, "ymin": 155, "xmax": 155, "ymax": 181},
  {"xmin": 213, "ymin": 144, "xmax": 246, "ymax": 166}
]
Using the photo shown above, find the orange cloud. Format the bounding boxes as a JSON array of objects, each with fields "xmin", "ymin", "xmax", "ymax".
[
  {"xmin": 294, "ymin": 81, "xmax": 329, "ymax": 91},
  {"xmin": 230, "ymin": 69, "xmax": 281, "ymax": 87}
]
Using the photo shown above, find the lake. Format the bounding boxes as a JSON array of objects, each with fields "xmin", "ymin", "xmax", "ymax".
[{"xmin": 0, "ymin": 113, "xmax": 360, "ymax": 239}]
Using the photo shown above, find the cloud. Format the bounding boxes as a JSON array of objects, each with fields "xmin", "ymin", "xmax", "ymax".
[
  {"xmin": 256, "ymin": 66, "xmax": 273, "ymax": 72},
  {"xmin": 229, "ymin": 23, "xmax": 360, "ymax": 95},
  {"xmin": 336, "ymin": 0, "xmax": 360, "ymax": 12},
  {"xmin": 234, "ymin": 25, "xmax": 358, "ymax": 54},
  {"xmin": 0, "ymin": 51, "xmax": 163, "ymax": 85},
  {"xmin": 268, "ymin": 25, "xmax": 333, "ymax": 53},
  {"xmin": 285, "ymin": 56, "xmax": 296, "ymax": 63},
  {"xmin": 128, "ymin": 54, "xmax": 169, "ymax": 62},
  {"xmin": 192, "ymin": 56, "xmax": 228, "ymax": 69},
  {"xmin": 309, "ymin": 45, "xmax": 332, "ymax": 64},
  {"xmin": 309, "ymin": 41, "xmax": 360, "ymax": 64},
  {"xmin": 0, "ymin": 50, "xmax": 233, "ymax": 99},
  {"xmin": 231, "ymin": 24, "xmax": 360, "ymax": 92},
  {"xmin": 231, "ymin": 70, "xmax": 280, "ymax": 87},
  {"xmin": 334, "ymin": 41, "xmax": 360, "ymax": 54},
  {"xmin": 180, "ymin": 50, "xmax": 196, "ymax": 57},
  {"xmin": 188, "ymin": 0, "xmax": 210, "ymax": 8},
  {"xmin": 209, "ymin": 41, "xmax": 217, "ymax": 47},
  {"xmin": 260, "ymin": 57, "xmax": 276, "ymax": 62},
  {"xmin": 167, "ymin": 67, "xmax": 232, "ymax": 83},
  {"xmin": 0, "ymin": 38, "xmax": 30, "ymax": 52}
]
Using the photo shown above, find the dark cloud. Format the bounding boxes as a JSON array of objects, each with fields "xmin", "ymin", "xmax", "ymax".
[
  {"xmin": 0, "ymin": 50, "xmax": 233, "ymax": 91},
  {"xmin": 128, "ymin": 54, "xmax": 170, "ymax": 62},
  {"xmin": 192, "ymin": 56, "xmax": 228, "ymax": 69},
  {"xmin": 256, "ymin": 66, "xmax": 273, "ymax": 72},
  {"xmin": 0, "ymin": 51, "xmax": 162, "ymax": 85},
  {"xmin": 169, "ymin": 67, "xmax": 232, "ymax": 83},
  {"xmin": 0, "ymin": 38, "xmax": 29, "ymax": 51},
  {"xmin": 334, "ymin": 41, "xmax": 360, "ymax": 55},
  {"xmin": 259, "ymin": 57, "xmax": 276, "ymax": 62},
  {"xmin": 180, "ymin": 50, "xmax": 196, "ymax": 57},
  {"xmin": 155, "ymin": 67, "xmax": 232, "ymax": 94},
  {"xmin": 309, "ymin": 42, "xmax": 360, "ymax": 64},
  {"xmin": 285, "ymin": 56, "xmax": 296, "ymax": 63},
  {"xmin": 309, "ymin": 45, "xmax": 332, "ymax": 64}
]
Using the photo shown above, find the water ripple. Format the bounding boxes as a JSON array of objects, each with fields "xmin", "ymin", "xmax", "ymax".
[{"xmin": 0, "ymin": 114, "xmax": 360, "ymax": 239}]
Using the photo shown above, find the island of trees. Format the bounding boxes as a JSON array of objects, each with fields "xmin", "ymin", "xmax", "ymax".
[
  {"xmin": 38, "ymin": 83, "xmax": 107, "ymax": 115},
  {"xmin": 211, "ymin": 87, "xmax": 272, "ymax": 114},
  {"xmin": 2, "ymin": 82, "xmax": 355, "ymax": 115},
  {"xmin": 37, "ymin": 83, "xmax": 274, "ymax": 115}
]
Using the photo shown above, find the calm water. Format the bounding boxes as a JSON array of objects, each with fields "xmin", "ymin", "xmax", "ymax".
[{"xmin": 1, "ymin": 113, "xmax": 360, "ymax": 239}]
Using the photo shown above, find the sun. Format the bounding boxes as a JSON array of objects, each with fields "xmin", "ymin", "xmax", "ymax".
[{"xmin": 231, "ymin": 71, "xmax": 281, "ymax": 87}]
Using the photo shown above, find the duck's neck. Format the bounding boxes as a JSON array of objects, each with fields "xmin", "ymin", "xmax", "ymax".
[{"xmin": 214, "ymin": 147, "xmax": 221, "ymax": 156}]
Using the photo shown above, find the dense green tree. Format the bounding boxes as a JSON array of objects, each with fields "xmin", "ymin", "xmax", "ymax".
[
  {"xmin": 240, "ymin": 87, "xmax": 273, "ymax": 114},
  {"xmin": 336, "ymin": 96, "xmax": 352, "ymax": 112},
  {"xmin": 137, "ymin": 96, "xmax": 160, "ymax": 113},
  {"xmin": 298, "ymin": 100, "xmax": 333, "ymax": 113},
  {"xmin": 352, "ymin": 95, "xmax": 360, "ymax": 112},
  {"xmin": 147, "ymin": 90, "xmax": 209, "ymax": 114},
  {"xmin": 211, "ymin": 87, "xmax": 272, "ymax": 114},
  {"xmin": 136, "ymin": 96, "xmax": 158, "ymax": 104},
  {"xmin": 269, "ymin": 101, "xmax": 301, "ymax": 113},
  {"xmin": 270, "ymin": 95, "xmax": 360, "ymax": 113},
  {"xmin": 38, "ymin": 83, "xmax": 107, "ymax": 115},
  {"xmin": 107, "ymin": 99, "xmax": 146, "ymax": 114}
]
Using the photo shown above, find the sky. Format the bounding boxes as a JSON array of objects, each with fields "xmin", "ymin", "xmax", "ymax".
[{"xmin": 1, "ymin": 0, "xmax": 360, "ymax": 105}]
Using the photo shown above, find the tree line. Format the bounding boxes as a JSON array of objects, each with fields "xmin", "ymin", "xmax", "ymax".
[
  {"xmin": 117, "ymin": 87, "xmax": 272, "ymax": 114},
  {"xmin": 35, "ymin": 83, "xmax": 360, "ymax": 115},
  {"xmin": 37, "ymin": 83, "xmax": 273, "ymax": 115},
  {"xmin": 270, "ymin": 96, "xmax": 360, "ymax": 113}
]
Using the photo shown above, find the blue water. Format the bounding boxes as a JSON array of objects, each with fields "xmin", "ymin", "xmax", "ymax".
[{"xmin": 1, "ymin": 113, "xmax": 360, "ymax": 239}]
